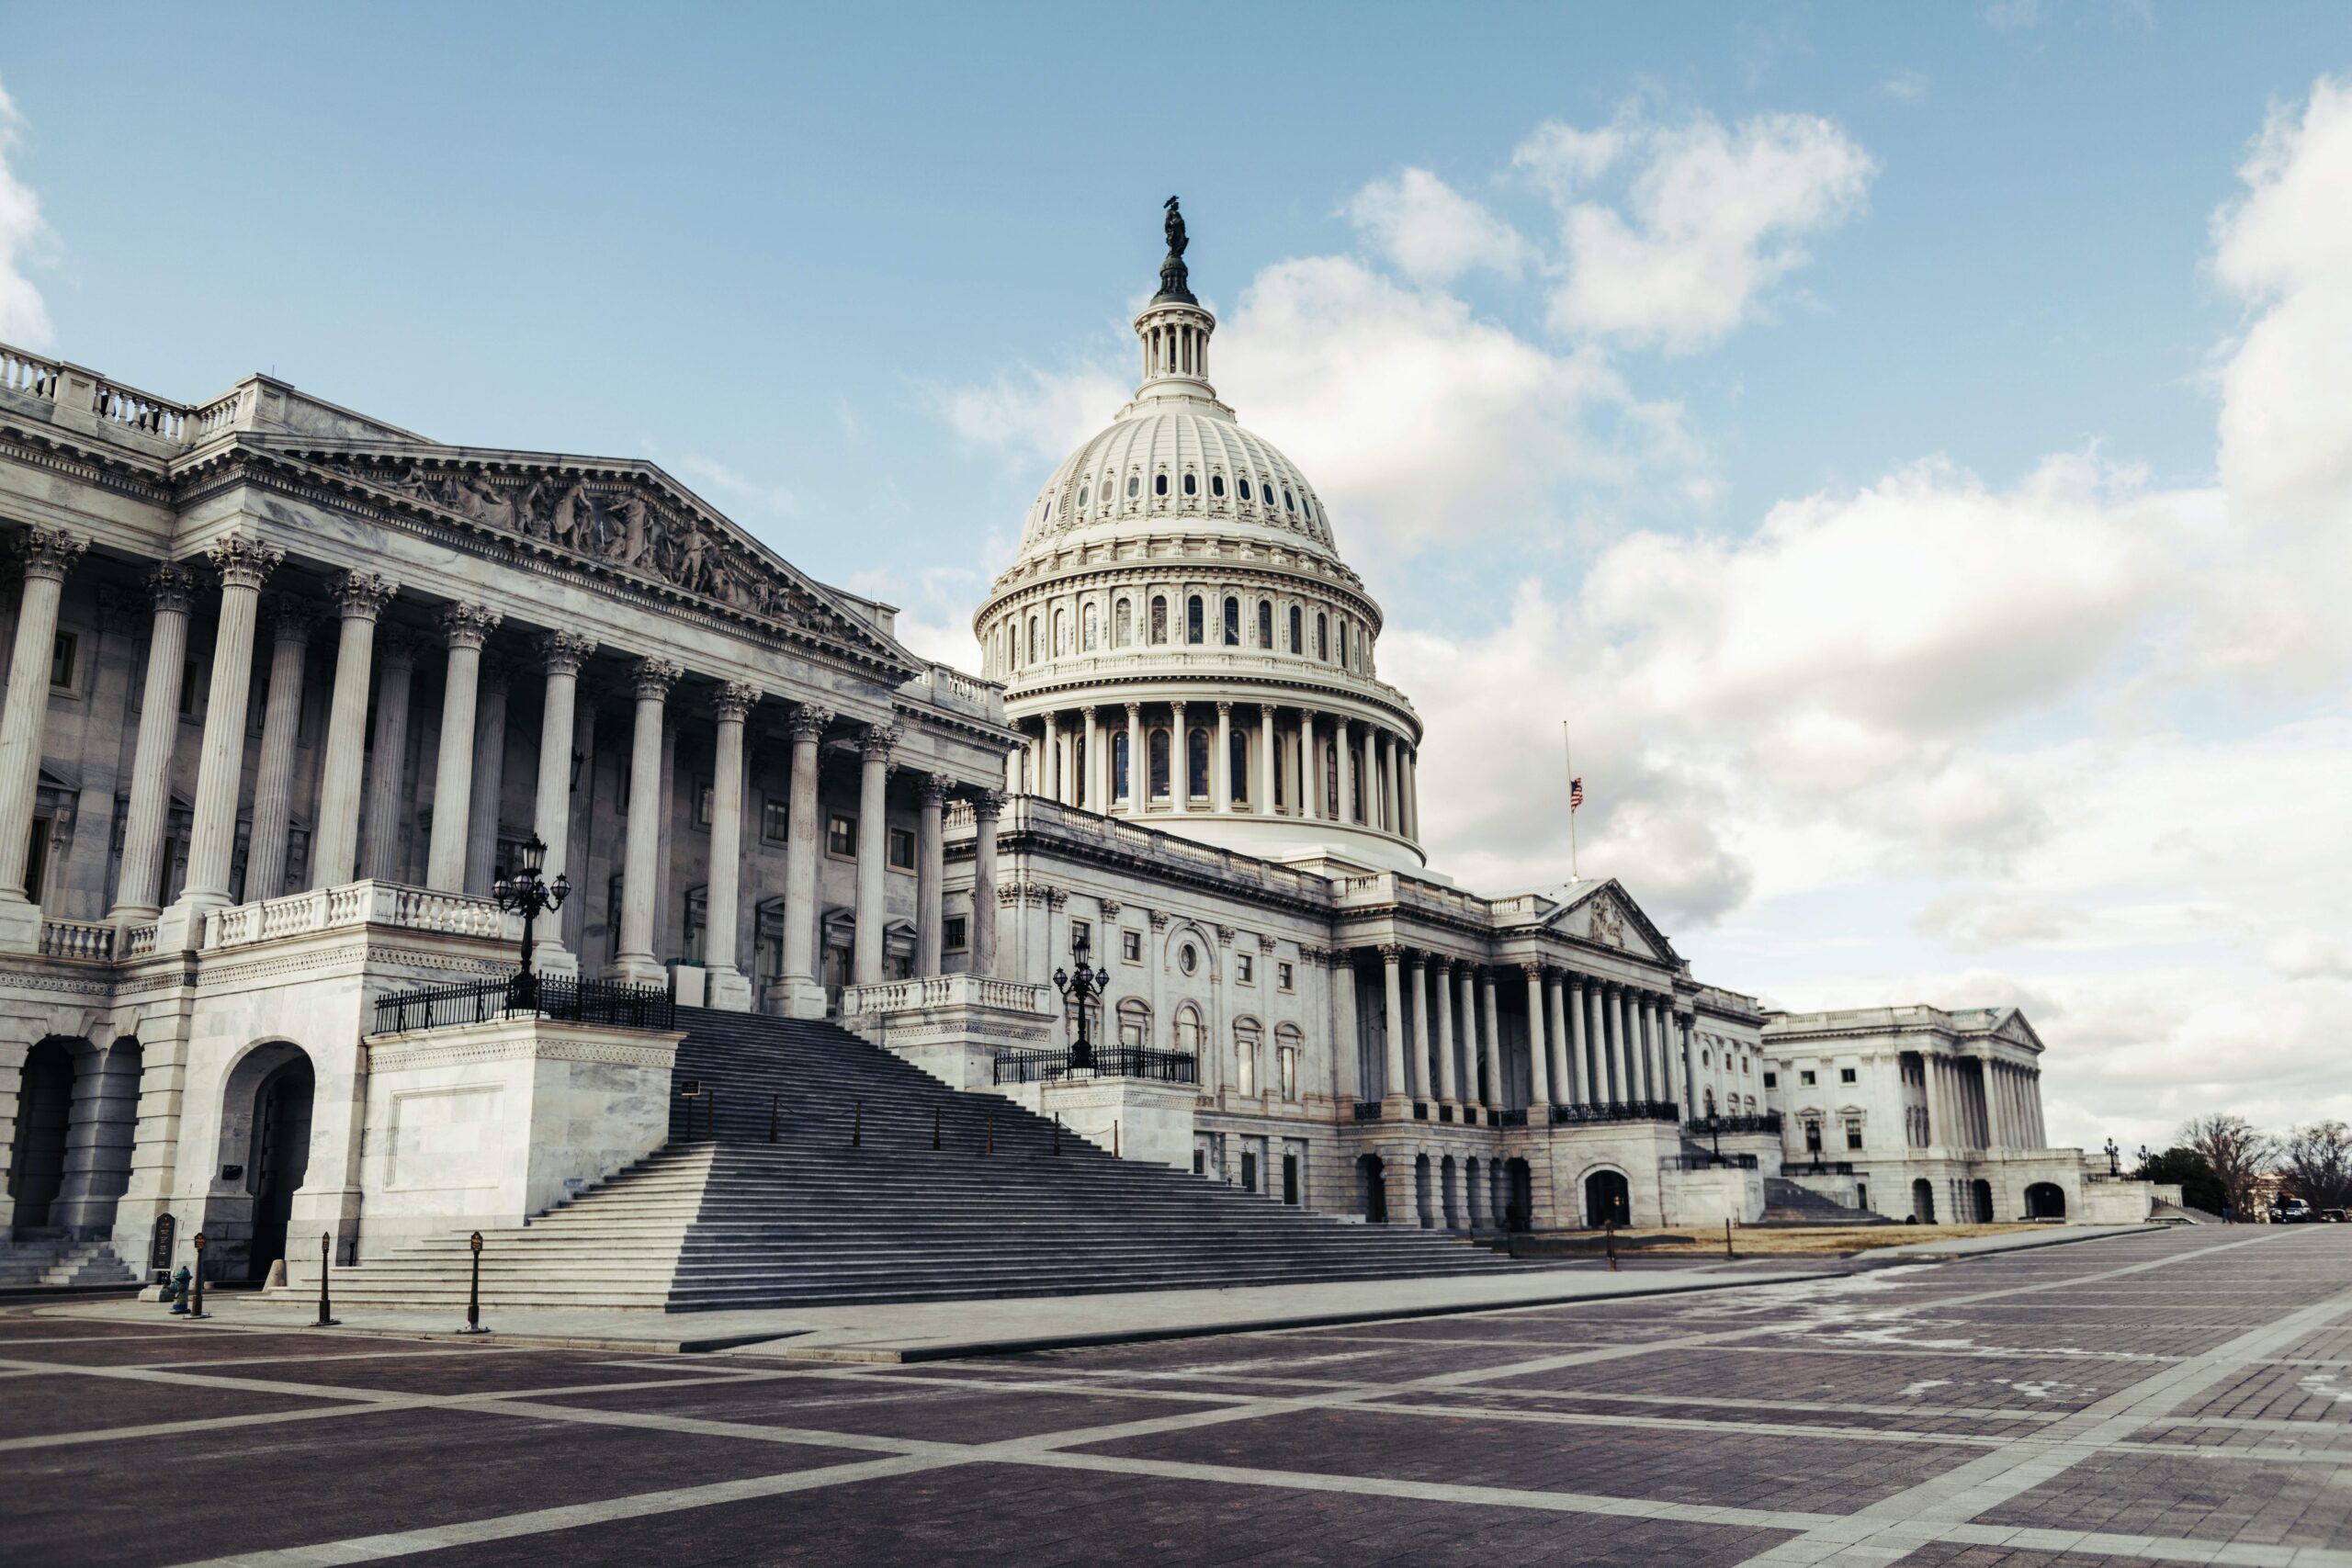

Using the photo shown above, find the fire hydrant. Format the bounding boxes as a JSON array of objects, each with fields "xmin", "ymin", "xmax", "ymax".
[{"xmin": 167, "ymin": 1264, "xmax": 192, "ymax": 1314}]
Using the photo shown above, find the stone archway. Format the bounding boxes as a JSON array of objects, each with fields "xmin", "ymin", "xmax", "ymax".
[
  {"xmin": 1912, "ymin": 1178, "xmax": 1937, "ymax": 1224},
  {"xmin": 1357, "ymin": 1153, "xmax": 1387, "ymax": 1224},
  {"xmin": 1970, "ymin": 1178, "xmax": 1995, "ymax": 1224},
  {"xmin": 1583, "ymin": 1167, "xmax": 1631, "ymax": 1229},
  {"xmin": 6, "ymin": 1038, "xmax": 75, "ymax": 1228},
  {"xmin": 1503, "ymin": 1157, "xmax": 1534, "ymax": 1232},
  {"xmin": 1440, "ymin": 1155, "xmax": 1459, "ymax": 1229},
  {"xmin": 1413, "ymin": 1153, "xmax": 1434, "ymax": 1228},
  {"xmin": 2025, "ymin": 1181, "xmax": 2066, "ymax": 1220},
  {"xmin": 205, "ymin": 1043, "xmax": 317, "ymax": 1283}
]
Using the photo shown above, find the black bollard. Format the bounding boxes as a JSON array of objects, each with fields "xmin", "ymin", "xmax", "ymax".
[
  {"xmin": 188, "ymin": 1232, "xmax": 209, "ymax": 1319},
  {"xmin": 458, "ymin": 1230, "xmax": 490, "ymax": 1335},
  {"xmin": 1605, "ymin": 1221, "xmax": 1618, "ymax": 1273},
  {"xmin": 1724, "ymin": 1218, "xmax": 1735, "ymax": 1260},
  {"xmin": 316, "ymin": 1232, "xmax": 339, "ymax": 1327},
  {"xmin": 1114, "ymin": 1119, "xmax": 1120, "ymax": 1158}
]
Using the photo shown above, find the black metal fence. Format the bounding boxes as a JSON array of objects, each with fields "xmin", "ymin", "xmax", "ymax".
[
  {"xmin": 1687, "ymin": 1112, "xmax": 1783, "ymax": 1136},
  {"xmin": 990, "ymin": 1046, "xmax": 1198, "ymax": 1086},
  {"xmin": 1549, "ymin": 1100, "xmax": 1683, "ymax": 1126},
  {"xmin": 1665, "ymin": 1152, "xmax": 1760, "ymax": 1170},
  {"xmin": 372, "ymin": 973, "xmax": 675, "ymax": 1035},
  {"xmin": 1783, "ymin": 1159, "xmax": 1856, "ymax": 1176}
]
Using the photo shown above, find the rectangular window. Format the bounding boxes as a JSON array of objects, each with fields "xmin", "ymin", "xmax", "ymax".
[
  {"xmin": 887, "ymin": 826, "xmax": 915, "ymax": 871},
  {"xmin": 1278, "ymin": 1045, "xmax": 1297, "ymax": 1100},
  {"xmin": 826, "ymin": 813, "xmax": 856, "ymax": 858},
  {"xmin": 1799, "ymin": 1069, "xmax": 1816, "ymax": 1087},
  {"xmin": 694, "ymin": 778, "xmax": 714, "ymax": 829},
  {"xmin": 762, "ymin": 795, "xmax": 789, "ymax": 843},
  {"xmin": 944, "ymin": 916, "xmax": 968, "ymax": 953},
  {"xmin": 1192, "ymin": 1149, "xmax": 1205, "ymax": 1177},
  {"xmin": 1838, "ymin": 1066, "xmax": 1857, "ymax": 1084},
  {"xmin": 1070, "ymin": 919, "xmax": 1091, "ymax": 954},
  {"xmin": 49, "ymin": 632, "xmax": 76, "ymax": 690},
  {"xmin": 1846, "ymin": 1119, "xmax": 1864, "ymax": 1151},
  {"xmin": 1121, "ymin": 930, "xmax": 1142, "ymax": 963},
  {"xmin": 1237, "ymin": 954, "xmax": 1254, "ymax": 984},
  {"xmin": 1277, "ymin": 961, "xmax": 1295, "ymax": 991},
  {"xmin": 1763, "ymin": 1070, "xmax": 1778, "ymax": 1089}
]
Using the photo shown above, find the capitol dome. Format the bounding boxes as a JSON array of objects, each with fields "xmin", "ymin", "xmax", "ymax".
[{"xmin": 976, "ymin": 201, "xmax": 1425, "ymax": 873}]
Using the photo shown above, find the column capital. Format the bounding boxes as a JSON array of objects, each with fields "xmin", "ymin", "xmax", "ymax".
[
  {"xmin": 1098, "ymin": 897, "xmax": 1123, "ymax": 918},
  {"xmin": 205, "ymin": 533, "xmax": 282, "ymax": 591},
  {"xmin": 16, "ymin": 525, "xmax": 89, "ymax": 583},
  {"xmin": 540, "ymin": 628, "xmax": 597, "ymax": 675},
  {"xmin": 972, "ymin": 787, "xmax": 1006, "ymax": 820},
  {"xmin": 438, "ymin": 602, "xmax": 503, "ymax": 650},
  {"xmin": 786, "ymin": 703, "xmax": 834, "ymax": 740},
  {"xmin": 143, "ymin": 563, "xmax": 201, "ymax": 615},
  {"xmin": 629, "ymin": 656, "xmax": 684, "ymax": 700},
  {"xmin": 1259, "ymin": 702, "xmax": 1276, "ymax": 717},
  {"xmin": 1124, "ymin": 701, "xmax": 1143, "ymax": 717},
  {"xmin": 328, "ymin": 569, "xmax": 398, "ymax": 620},
  {"xmin": 1377, "ymin": 942, "xmax": 1404, "ymax": 964},
  {"xmin": 264, "ymin": 595, "xmax": 320, "ymax": 646},
  {"xmin": 712, "ymin": 680, "xmax": 761, "ymax": 722},
  {"xmin": 858, "ymin": 722, "xmax": 900, "ymax": 761},
  {"xmin": 917, "ymin": 772, "xmax": 952, "ymax": 807},
  {"xmin": 1216, "ymin": 699, "xmax": 1233, "ymax": 716},
  {"xmin": 1079, "ymin": 703, "xmax": 1098, "ymax": 720},
  {"xmin": 1521, "ymin": 961, "xmax": 1547, "ymax": 981}
]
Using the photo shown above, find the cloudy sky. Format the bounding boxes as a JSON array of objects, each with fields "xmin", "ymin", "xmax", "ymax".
[{"xmin": 5, "ymin": 5, "xmax": 2346, "ymax": 1151}]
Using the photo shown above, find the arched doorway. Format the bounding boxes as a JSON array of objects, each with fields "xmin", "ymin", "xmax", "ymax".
[
  {"xmin": 1584, "ymin": 1168, "xmax": 1631, "ymax": 1229},
  {"xmin": 1414, "ymin": 1153, "xmax": 1434, "ymax": 1228},
  {"xmin": 1911, "ymin": 1178, "xmax": 1936, "ymax": 1224},
  {"xmin": 1440, "ymin": 1156, "xmax": 1459, "ymax": 1229},
  {"xmin": 1970, "ymin": 1179, "xmax": 1995, "ymax": 1224},
  {"xmin": 1357, "ymin": 1153, "xmax": 1387, "ymax": 1224},
  {"xmin": 247, "ymin": 1056, "xmax": 315, "ymax": 1281},
  {"xmin": 1464, "ymin": 1156, "xmax": 1485, "ymax": 1229},
  {"xmin": 1503, "ymin": 1157, "xmax": 1534, "ymax": 1232},
  {"xmin": 7, "ymin": 1038, "xmax": 75, "ymax": 1228},
  {"xmin": 2024, "ymin": 1182, "xmax": 2065, "ymax": 1220}
]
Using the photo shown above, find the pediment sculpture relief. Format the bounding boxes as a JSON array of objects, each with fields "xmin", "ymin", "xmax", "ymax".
[
  {"xmin": 1589, "ymin": 898, "xmax": 1625, "ymax": 950},
  {"xmin": 334, "ymin": 458, "xmax": 848, "ymax": 635}
]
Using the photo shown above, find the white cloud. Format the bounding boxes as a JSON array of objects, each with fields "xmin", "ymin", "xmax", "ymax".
[
  {"xmin": 1878, "ymin": 70, "xmax": 1931, "ymax": 105},
  {"xmin": 937, "ymin": 364, "xmax": 1127, "ymax": 469},
  {"xmin": 1527, "ymin": 109, "xmax": 1877, "ymax": 351},
  {"xmin": 0, "ymin": 80, "xmax": 53, "ymax": 349},
  {"xmin": 669, "ymin": 452, "xmax": 802, "ymax": 519},
  {"xmin": 1343, "ymin": 168, "xmax": 1533, "ymax": 285}
]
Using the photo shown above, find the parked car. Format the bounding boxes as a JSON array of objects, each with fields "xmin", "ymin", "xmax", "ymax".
[
  {"xmin": 2278, "ymin": 1199, "xmax": 2312, "ymax": 1223},
  {"xmin": 2323, "ymin": 1208, "xmax": 2346, "ymax": 1223}
]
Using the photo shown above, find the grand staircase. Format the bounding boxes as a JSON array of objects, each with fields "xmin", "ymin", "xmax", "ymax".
[
  {"xmin": 0, "ymin": 1234, "xmax": 138, "ymax": 1289},
  {"xmin": 1759, "ymin": 1176, "xmax": 1893, "ymax": 1226},
  {"xmin": 328, "ymin": 1007, "xmax": 1539, "ymax": 1312}
]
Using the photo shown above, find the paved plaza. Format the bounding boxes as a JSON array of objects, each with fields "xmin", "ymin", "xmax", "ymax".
[{"xmin": 4, "ymin": 1226, "xmax": 2348, "ymax": 1566}]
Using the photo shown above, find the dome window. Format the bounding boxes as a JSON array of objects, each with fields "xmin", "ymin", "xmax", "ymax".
[
  {"xmin": 1186, "ymin": 594, "xmax": 1204, "ymax": 645},
  {"xmin": 1238, "ymin": 479, "xmax": 1252, "ymax": 502},
  {"xmin": 1154, "ymin": 473, "xmax": 1169, "ymax": 497},
  {"xmin": 1283, "ymin": 489, "xmax": 1295, "ymax": 512},
  {"xmin": 1211, "ymin": 474, "xmax": 1226, "ymax": 498},
  {"xmin": 1127, "ymin": 476, "xmax": 1140, "ymax": 499},
  {"xmin": 1222, "ymin": 595, "xmax": 1240, "ymax": 646},
  {"xmin": 1078, "ymin": 484, "xmax": 1089, "ymax": 507},
  {"xmin": 1182, "ymin": 472, "xmax": 1196, "ymax": 496}
]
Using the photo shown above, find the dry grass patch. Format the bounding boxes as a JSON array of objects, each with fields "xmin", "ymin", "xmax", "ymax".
[{"xmin": 1611, "ymin": 1223, "xmax": 2045, "ymax": 1256}]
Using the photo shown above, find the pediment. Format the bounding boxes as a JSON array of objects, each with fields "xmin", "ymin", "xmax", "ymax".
[
  {"xmin": 1544, "ymin": 879, "xmax": 1677, "ymax": 965},
  {"xmin": 268, "ymin": 440, "xmax": 917, "ymax": 675},
  {"xmin": 1985, "ymin": 1008, "xmax": 2046, "ymax": 1055}
]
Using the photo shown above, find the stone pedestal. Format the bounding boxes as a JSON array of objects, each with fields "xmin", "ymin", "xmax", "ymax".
[
  {"xmin": 1001, "ymin": 1074, "xmax": 1196, "ymax": 1171},
  {"xmin": 838, "ymin": 974, "xmax": 1056, "ymax": 1091}
]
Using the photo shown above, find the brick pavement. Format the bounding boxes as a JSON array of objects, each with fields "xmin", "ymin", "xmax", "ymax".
[{"xmin": 0, "ymin": 1225, "xmax": 2346, "ymax": 1567}]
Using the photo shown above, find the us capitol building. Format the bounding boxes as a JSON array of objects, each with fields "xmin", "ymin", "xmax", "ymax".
[{"xmin": 0, "ymin": 208, "xmax": 2151, "ymax": 1292}]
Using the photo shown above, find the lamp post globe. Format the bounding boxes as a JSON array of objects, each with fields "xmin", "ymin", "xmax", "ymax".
[{"xmin": 491, "ymin": 833, "xmax": 568, "ymax": 1011}]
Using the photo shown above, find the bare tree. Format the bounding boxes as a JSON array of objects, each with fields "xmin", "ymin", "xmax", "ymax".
[
  {"xmin": 2181, "ymin": 1113, "xmax": 2275, "ymax": 1218},
  {"xmin": 2281, "ymin": 1121, "xmax": 2352, "ymax": 1212}
]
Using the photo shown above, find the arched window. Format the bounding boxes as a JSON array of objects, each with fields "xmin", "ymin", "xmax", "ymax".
[
  {"xmin": 1316, "ymin": 613, "xmax": 1329, "ymax": 661},
  {"xmin": 1302, "ymin": 494, "xmax": 1314, "ymax": 522},
  {"xmin": 1275, "ymin": 1024, "xmax": 1303, "ymax": 1100},
  {"xmin": 1186, "ymin": 595, "xmax": 1204, "ymax": 645},
  {"xmin": 1027, "ymin": 615, "xmax": 1040, "ymax": 661},
  {"xmin": 1114, "ymin": 730, "xmax": 1131, "ymax": 803},
  {"xmin": 1283, "ymin": 488, "xmax": 1295, "ymax": 512},
  {"xmin": 1229, "ymin": 728, "xmax": 1250, "ymax": 804},
  {"xmin": 1235, "ymin": 1023, "xmax": 1261, "ymax": 1097},
  {"xmin": 1238, "ymin": 478, "xmax": 1253, "ymax": 502},
  {"xmin": 1182, "ymin": 472, "xmax": 1196, "ymax": 496},
  {"xmin": 1703, "ymin": 1088, "xmax": 1717, "ymax": 1117},
  {"xmin": 1222, "ymin": 596, "xmax": 1239, "ymax": 646},
  {"xmin": 1288, "ymin": 605, "xmax": 1303, "ymax": 653},
  {"xmin": 1148, "ymin": 729, "xmax": 1170, "ymax": 799},
  {"xmin": 1257, "ymin": 600, "xmax": 1273, "ymax": 649},
  {"xmin": 1150, "ymin": 596, "xmax": 1168, "ymax": 644},
  {"xmin": 1188, "ymin": 728, "xmax": 1210, "ymax": 799},
  {"xmin": 1338, "ymin": 619, "xmax": 1349, "ymax": 668},
  {"xmin": 1154, "ymin": 473, "xmax": 1169, "ymax": 497},
  {"xmin": 1081, "ymin": 602, "xmax": 1099, "ymax": 651},
  {"xmin": 1053, "ymin": 608, "xmax": 1068, "ymax": 657},
  {"xmin": 1175, "ymin": 1005, "xmax": 1203, "ymax": 1058},
  {"xmin": 1114, "ymin": 598, "xmax": 1132, "ymax": 647},
  {"xmin": 1211, "ymin": 473, "xmax": 1226, "ymax": 498},
  {"xmin": 1078, "ymin": 483, "xmax": 1090, "ymax": 507},
  {"xmin": 1324, "ymin": 742, "xmax": 1340, "ymax": 817}
]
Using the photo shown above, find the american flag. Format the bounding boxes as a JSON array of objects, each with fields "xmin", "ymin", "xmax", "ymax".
[{"xmin": 1568, "ymin": 775, "xmax": 1585, "ymax": 811}]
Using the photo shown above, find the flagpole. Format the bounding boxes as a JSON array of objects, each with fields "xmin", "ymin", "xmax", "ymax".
[{"xmin": 1562, "ymin": 719, "xmax": 1577, "ymax": 881}]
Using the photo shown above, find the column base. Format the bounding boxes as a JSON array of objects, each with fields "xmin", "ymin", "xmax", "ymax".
[
  {"xmin": 0, "ymin": 891, "xmax": 38, "ymax": 953},
  {"xmin": 152, "ymin": 897, "xmax": 227, "ymax": 954},
  {"xmin": 608, "ymin": 954, "xmax": 669, "ymax": 988},
  {"xmin": 705, "ymin": 966, "xmax": 752, "ymax": 1012},
  {"xmin": 767, "ymin": 976, "xmax": 828, "ymax": 1020}
]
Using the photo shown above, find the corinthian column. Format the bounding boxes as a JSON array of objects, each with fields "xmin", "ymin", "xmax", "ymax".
[
  {"xmin": 1213, "ymin": 701, "xmax": 1233, "ymax": 812},
  {"xmin": 1123, "ymin": 704, "xmax": 1142, "ymax": 810},
  {"xmin": 612, "ymin": 657, "xmax": 680, "ymax": 985},
  {"xmin": 165, "ymin": 535, "xmax": 281, "ymax": 944},
  {"xmin": 1080, "ymin": 706, "xmax": 1100, "ymax": 812},
  {"xmin": 362, "ymin": 628, "xmax": 420, "ymax": 883},
  {"xmin": 1434, "ymin": 959, "xmax": 1459, "ymax": 1107},
  {"xmin": 1168, "ymin": 701, "xmax": 1188, "ymax": 813},
  {"xmin": 852, "ymin": 724, "xmax": 897, "ymax": 986},
  {"xmin": 1300, "ymin": 710, "xmax": 1319, "ymax": 820},
  {"xmin": 308, "ymin": 570, "xmax": 395, "ymax": 889},
  {"xmin": 1258, "ymin": 704, "xmax": 1276, "ymax": 814},
  {"xmin": 0, "ymin": 526, "xmax": 87, "ymax": 945},
  {"xmin": 971, "ymin": 789, "xmax": 1002, "ymax": 976},
  {"xmin": 916, "ymin": 773, "xmax": 947, "ymax": 976},
  {"xmin": 242, "ymin": 598, "xmax": 316, "ymax": 902},
  {"xmin": 529, "ymin": 630, "xmax": 594, "ymax": 973},
  {"xmin": 110, "ymin": 564, "xmax": 200, "ymax": 924},
  {"xmin": 1379, "ymin": 944, "xmax": 1408, "ymax": 1108},
  {"xmin": 424, "ymin": 604, "xmax": 500, "ymax": 892},
  {"xmin": 1405, "ymin": 951, "xmax": 1428, "ymax": 1101},
  {"xmin": 705, "ymin": 680, "xmax": 758, "ymax": 1010},
  {"xmin": 776, "ymin": 703, "xmax": 831, "ymax": 1016},
  {"xmin": 463, "ymin": 655, "xmax": 513, "ymax": 892},
  {"xmin": 1524, "ymin": 964, "xmax": 1553, "ymax": 1114}
]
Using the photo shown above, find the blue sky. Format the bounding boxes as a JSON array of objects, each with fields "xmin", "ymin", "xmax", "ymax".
[{"xmin": 4, "ymin": 3, "xmax": 2348, "ymax": 1148}]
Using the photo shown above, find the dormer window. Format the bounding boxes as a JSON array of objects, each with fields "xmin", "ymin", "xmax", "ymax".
[
  {"xmin": 1126, "ymin": 476, "xmax": 1140, "ymax": 498},
  {"xmin": 1182, "ymin": 472, "xmax": 1196, "ymax": 496},
  {"xmin": 1154, "ymin": 473, "xmax": 1169, "ymax": 497},
  {"xmin": 1211, "ymin": 474, "xmax": 1226, "ymax": 498},
  {"xmin": 1238, "ymin": 479, "xmax": 1252, "ymax": 502},
  {"xmin": 1078, "ymin": 484, "xmax": 1090, "ymax": 506},
  {"xmin": 1283, "ymin": 489, "xmax": 1295, "ymax": 512}
]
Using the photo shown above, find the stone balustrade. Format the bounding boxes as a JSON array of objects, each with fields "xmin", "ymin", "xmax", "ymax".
[
  {"xmin": 201, "ymin": 880, "xmax": 515, "ymax": 952},
  {"xmin": 1, "ymin": 341, "xmax": 253, "ymax": 451},
  {"xmin": 839, "ymin": 972, "xmax": 1054, "ymax": 1019},
  {"xmin": 38, "ymin": 919, "xmax": 116, "ymax": 963},
  {"xmin": 904, "ymin": 661, "xmax": 1003, "ymax": 719}
]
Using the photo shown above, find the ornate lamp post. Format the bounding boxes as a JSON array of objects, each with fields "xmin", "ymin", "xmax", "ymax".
[
  {"xmin": 2105, "ymin": 1137, "xmax": 2120, "ymax": 1177},
  {"xmin": 492, "ymin": 833, "xmax": 568, "ymax": 1012},
  {"xmin": 1707, "ymin": 1111, "xmax": 1724, "ymax": 1166},
  {"xmin": 1052, "ymin": 930, "xmax": 1113, "ymax": 1071}
]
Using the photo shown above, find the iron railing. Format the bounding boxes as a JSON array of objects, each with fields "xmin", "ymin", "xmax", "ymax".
[
  {"xmin": 1550, "ymin": 1100, "xmax": 1683, "ymax": 1126},
  {"xmin": 1498, "ymin": 1108, "xmax": 1530, "ymax": 1127},
  {"xmin": 1665, "ymin": 1152, "xmax": 1760, "ymax": 1170},
  {"xmin": 990, "ymin": 1046, "xmax": 1198, "ymax": 1087},
  {"xmin": 1783, "ymin": 1159, "xmax": 1856, "ymax": 1176},
  {"xmin": 372, "ymin": 972, "xmax": 675, "ymax": 1035},
  {"xmin": 1352, "ymin": 1100, "xmax": 1384, "ymax": 1122},
  {"xmin": 1688, "ymin": 1112, "xmax": 1782, "ymax": 1136}
]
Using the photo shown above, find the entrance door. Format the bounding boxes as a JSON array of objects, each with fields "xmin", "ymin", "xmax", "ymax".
[
  {"xmin": 6, "ymin": 1040, "xmax": 74, "ymax": 1227},
  {"xmin": 1970, "ymin": 1179, "xmax": 1995, "ymax": 1224},
  {"xmin": 1584, "ymin": 1168, "xmax": 1631, "ymax": 1229},
  {"xmin": 1359, "ymin": 1154, "xmax": 1387, "ymax": 1224},
  {"xmin": 2024, "ymin": 1182, "xmax": 2065, "ymax": 1219},
  {"xmin": 1282, "ymin": 1153, "xmax": 1299, "ymax": 1205},
  {"xmin": 1505, "ymin": 1158, "xmax": 1535, "ymax": 1231},
  {"xmin": 247, "ymin": 1059, "xmax": 315, "ymax": 1282},
  {"xmin": 1912, "ymin": 1178, "xmax": 1936, "ymax": 1224}
]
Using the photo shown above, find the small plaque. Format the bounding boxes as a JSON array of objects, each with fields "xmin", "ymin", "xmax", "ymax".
[{"xmin": 220, "ymin": 1164, "xmax": 243, "ymax": 1181}]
